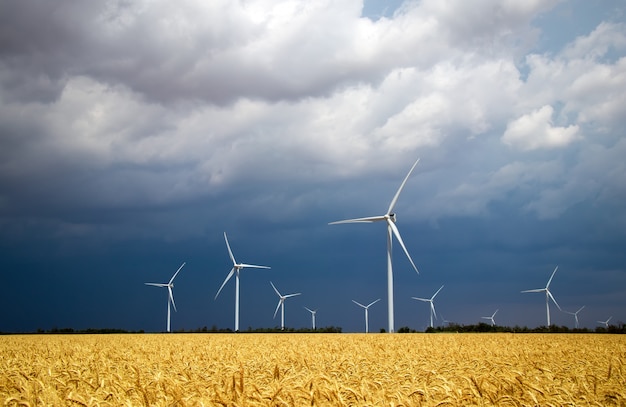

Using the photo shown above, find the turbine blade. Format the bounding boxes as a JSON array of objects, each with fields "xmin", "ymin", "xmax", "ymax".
[
  {"xmin": 224, "ymin": 232, "xmax": 237, "ymax": 265},
  {"xmin": 284, "ymin": 293, "xmax": 301, "ymax": 298},
  {"xmin": 521, "ymin": 288, "xmax": 544, "ymax": 293},
  {"xmin": 352, "ymin": 300, "xmax": 366, "ymax": 308},
  {"xmin": 240, "ymin": 263, "xmax": 271, "ymax": 269},
  {"xmin": 412, "ymin": 297, "xmax": 429, "ymax": 302},
  {"xmin": 431, "ymin": 285, "xmax": 444, "ymax": 300},
  {"xmin": 577, "ymin": 306, "xmax": 585, "ymax": 313},
  {"xmin": 546, "ymin": 265, "xmax": 558, "ymax": 288},
  {"xmin": 273, "ymin": 300, "xmax": 281, "ymax": 319},
  {"xmin": 214, "ymin": 267, "xmax": 235, "ymax": 300},
  {"xmin": 329, "ymin": 215, "xmax": 386, "ymax": 225},
  {"xmin": 270, "ymin": 281, "xmax": 281, "ymax": 297},
  {"xmin": 387, "ymin": 220, "xmax": 419, "ymax": 274},
  {"xmin": 304, "ymin": 307, "xmax": 313, "ymax": 313},
  {"xmin": 388, "ymin": 158, "xmax": 420, "ymax": 214},
  {"xmin": 431, "ymin": 302, "xmax": 437, "ymax": 319},
  {"xmin": 169, "ymin": 286, "xmax": 177, "ymax": 312},
  {"xmin": 169, "ymin": 262, "xmax": 185, "ymax": 284},
  {"xmin": 547, "ymin": 290, "xmax": 561, "ymax": 310},
  {"xmin": 367, "ymin": 298, "xmax": 381, "ymax": 308},
  {"xmin": 493, "ymin": 309, "xmax": 499, "ymax": 317},
  {"xmin": 145, "ymin": 283, "xmax": 167, "ymax": 287}
]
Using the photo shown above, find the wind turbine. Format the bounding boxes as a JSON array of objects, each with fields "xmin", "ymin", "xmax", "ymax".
[
  {"xmin": 521, "ymin": 266, "xmax": 561, "ymax": 326},
  {"xmin": 330, "ymin": 159, "xmax": 420, "ymax": 333},
  {"xmin": 597, "ymin": 316, "xmax": 612, "ymax": 328},
  {"xmin": 481, "ymin": 309, "xmax": 499, "ymax": 326},
  {"xmin": 270, "ymin": 282, "xmax": 301, "ymax": 330},
  {"xmin": 352, "ymin": 299, "xmax": 381, "ymax": 333},
  {"xmin": 304, "ymin": 307, "xmax": 317, "ymax": 330},
  {"xmin": 412, "ymin": 285, "xmax": 444, "ymax": 328},
  {"xmin": 215, "ymin": 232, "xmax": 270, "ymax": 332},
  {"xmin": 144, "ymin": 262, "xmax": 185, "ymax": 332},
  {"xmin": 564, "ymin": 306, "xmax": 585, "ymax": 329}
]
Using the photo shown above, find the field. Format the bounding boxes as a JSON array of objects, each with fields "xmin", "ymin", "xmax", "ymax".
[{"xmin": 1, "ymin": 333, "xmax": 624, "ymax": 406}]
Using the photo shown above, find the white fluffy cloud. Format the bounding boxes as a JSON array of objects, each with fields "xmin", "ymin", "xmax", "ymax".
[
  {"xmin": 501, "ymin": 105, "xmax": 580, "ymax": 150},
  {"xmin": 0, "ymin": 0, "xmax": 624, "ymax": 227}
]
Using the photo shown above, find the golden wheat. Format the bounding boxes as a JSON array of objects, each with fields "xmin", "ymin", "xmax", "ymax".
[{"xmin": 1, "ymin": 333, "xmax": 624, "ymax": 406}]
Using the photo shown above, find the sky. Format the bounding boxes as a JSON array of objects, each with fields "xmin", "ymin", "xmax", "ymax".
[{"xmin": 1, "ymin": 0, "xmax": 625, "ymax": 333}]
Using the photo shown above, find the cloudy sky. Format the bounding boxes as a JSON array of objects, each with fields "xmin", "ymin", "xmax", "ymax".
[{"xmin": 1, "ymin": 0, "xmax": 625, "ymax": 333}]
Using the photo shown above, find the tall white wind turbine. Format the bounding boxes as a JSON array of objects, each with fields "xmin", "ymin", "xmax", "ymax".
[
  {"xmin": 412, "ymin": 285, "xmax": 444, "ymax": 328},
  {"xmin": 352, "ymin": 299, "xmax": 381, "ymax": 333},
  {"xmin": 330, "ymin": 159, "xmax": 420, "ymax": 333},
  {"xmin": 481, "ymin": 309, "xmax": 499, "ymax": 326},
  {"xmin": 597, "ymin": 316, "xmax": 612, "ymax": 328},
  {"xmin": 564, "ymin": 306, "xmax": 585, "ymax": 329},
  {"xmin": 271, "ymin": 282, "xmax": 301, "ymax": 330},
  {"xmin": 304, "ymin": 307, "xmax": 317, "ymax": 330},
  {"xmin": 521, "ymin": 266, "xmax": 561, "ymax": 326},
  {"xmin": 144, "ymin": 262, "xmax": 185, "ymax": 332},
  {"xmin": 215, "ymin": 232, "xmax": 270, "ymax": 332}
]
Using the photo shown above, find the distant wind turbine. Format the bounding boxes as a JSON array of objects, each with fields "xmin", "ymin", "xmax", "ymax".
[
  {"xmin": 270, "ymin": 282, "xmax": 301, "ymax": 330},
  {"xmin": 521, "ymin": 266, "xmax": 561, "ymax": 326},
  {"xmin": 304, "ymin": 307, "xmax": 317, "ymax": 330},
  {"xmin": 597, "ymin": 316, "xmax": 612, "ymax": 328},
  {"xmin": 564, "ymin": 306, "xmax": 585, "ymax": 329},
  {"xmin": 481, "ymin": 309, "xmax": 499, "ymax": 326},
  {"xmin": 144, "ymin": 262, "xmax": 185, "ymax": 332},
  {"xmin": 412, "ymin": 285, "xmax": 444, "ymax": 328},
  {"xmin": 215, "ymin": 232, "xmax": 270, "ymax": 332},
  {"xmin": 352, "ymin": 299, "xmax": 381, "ymax": 333},
  {"xmin": 330, "ymin": 159, "xmax": 420, "ymax": 333}
]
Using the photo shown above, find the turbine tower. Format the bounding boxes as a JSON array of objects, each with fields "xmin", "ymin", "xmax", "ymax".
[
  {"xmin": 352, "ymin": 299, "xmax": 380, "ymax": 333},
  {"xmin": 564, "ymin": 306, "xmax": 585, "ymax": 329},
  {"xmin": 412, "ymin": 285, "xmax": 444, "ymax": 328},
  {"xmin": 304, "ymin": 307, "xmax": 317, "ymax": 330},
  {"xmin": 521, "ymin": 266, "xmax": 561, "ymax": 326},
  {"xmin": 215, "ymin": 232, "xmax": 270, "ymax": 332},
  {"xmin": 330, "ymin": 159, "xmax": 420, "ymax": 333},
  {"xmin": 144, "ymin": 262, "xmax": 185, "ymax": 332},
  {"xmin": 271, "ymin": 282, "xmax": 301, "ymax": 330},
  {"xmin": 597, "ymin": 316, "xmax": 612, "ymax": 328},
  {"xmin": 481, "ymin": 309, "xmax": 499, "ymax": 326}
]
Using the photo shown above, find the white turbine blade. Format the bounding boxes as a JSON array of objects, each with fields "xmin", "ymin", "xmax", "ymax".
[
  {"xmin": 546, "ymin": 265, "xmax": 558, "ymax": 288},
  {"xmin": 521, "ymin": 288, "xmax": 544, "ymax": 293},
  {"xmin": 547, "ymin": 290, "xmax": 561, "ymax": 310},
  {"xmin": 273, "ymin": 300, "xmax": 282, "ymax": 319},
  {"xmin": 367, "ymin": 298, "xmax": 381, "ymax": 308},
  {"xmin": 412, "ymin": 297, "xmax": 429, "ymax": 302},
  {"xmin": 284, "ymin": 293, "xmax": 301, "ymax": 298},
  {"xmin": 387, "ymin": 220, "xmax": 419, "ymax": 274},
  {"xmin": 169, "ymin": 262, "xmax": 186, "ymax": 284},
  {"xmin": 240, "ymin": 263, "xmax": 271, "ymax": 269},
  {"xmin": 387, "ymin": 158, "xmax": 420, "ymax": 214},
  {"xmin": 576, "ymin": 305, "xmax": 585, "ymax": 314},
  {"xmin": 224, "ymin": 232, "xmax": 237, "ymax": 265},
  {"xmin": 431, "ymin": 302, "xmax": 437, "ymax": 319},
  {"xmin": 168, "ymin": 286, "xmax": 177, "ymax": 312},
  {"xmin": 481, "ymin": 316, "xmax": 490, "ymax": 320},
  {"xmin": 270, "ymin": 281, "xmax": 282, "ymax": 297},
  {"xmin": 431, "ymin": 285, "xmax": 444, "ymax": 300},
  {"xmin": 493, "ymin": 309, "xmax": 499, "ymax": 317},
  {"xmin": 214, "ymin": 267, "xmax": 235, "ymax": 300},
  {"xmin": 352, "ymin": 300, "xmax": 366, "ymax": 308},
  {"xmin": 304, "ymin": 306, "xmax": 314, "ymax": 313},
  {"xmin": 607, "ymin": 316, "xmax": 612, "ymax": 323},
  {"xmin": 145, "ymin": 283, "xmax": 167, "ymax": 287},
  {"xmin": 329, "ymin": 215, "xmax": 386, "ymax": 225}
]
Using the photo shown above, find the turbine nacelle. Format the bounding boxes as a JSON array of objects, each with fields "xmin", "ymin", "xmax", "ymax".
[{"xmin": 387, "ymin": 213, "xmax": 397, "ymax": 223}]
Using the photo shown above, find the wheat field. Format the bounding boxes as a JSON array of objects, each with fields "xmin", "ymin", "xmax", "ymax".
[{"xmin": 1, "ymin": 333, "xmax": 624, "ymax": 406}]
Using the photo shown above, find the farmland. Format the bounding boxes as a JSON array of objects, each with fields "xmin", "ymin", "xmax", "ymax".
[{"xmin": 1, "ymin": 333, "xmax": 624, "ymax": 406}]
